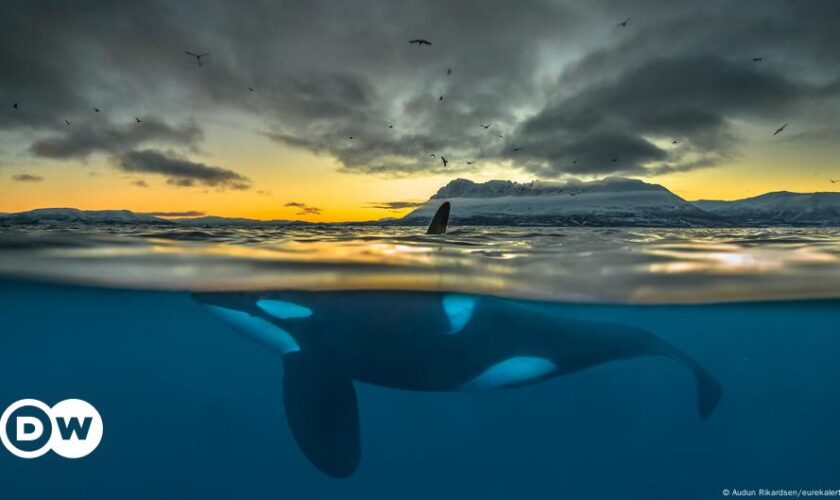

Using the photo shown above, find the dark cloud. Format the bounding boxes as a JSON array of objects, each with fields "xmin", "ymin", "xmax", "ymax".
[
  {"xmin": 117, "ymin": 149, "xmax": 251, "ymax": 190},
  {"xmin": 1, "ymin": 0, "xmax": 839, "ymax": 180},
  {"xmin": 284, "ymin": 201, "xmax": 322, "ymax": 215},
  {"xmin": 514, "ymin": 52, "xmax": 837, "ymax": 176},
  {"xmin": 11, "ymin": 174, "xmax": 43, "ymax": 182},
  {"xmin": 366, "ymin": 201, "xmax": 426, "ymax": 210},
  {"xmin": 29, "ymin": 118, "xmax": 202, "ymax": 159}
]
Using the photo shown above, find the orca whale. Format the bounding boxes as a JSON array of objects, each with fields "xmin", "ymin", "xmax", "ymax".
[{"xmin": 191, "ymin": 204, "xmax": 722, "ymax": 478}]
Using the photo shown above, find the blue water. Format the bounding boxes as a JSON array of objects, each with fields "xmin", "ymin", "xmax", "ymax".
[{"xmin": 2, "ymin": 278, "xmax": 839, "ymax": 499}]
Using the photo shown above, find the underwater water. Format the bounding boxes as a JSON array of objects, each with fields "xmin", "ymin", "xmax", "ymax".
[{"xmin": 1, "ymin": 226, "xmax": 840, "ymax": 499}]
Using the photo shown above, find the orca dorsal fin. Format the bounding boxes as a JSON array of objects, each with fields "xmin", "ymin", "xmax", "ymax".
[{"xmin": 426, "ymin": 201, "xmax": 450, "ymax": 234}]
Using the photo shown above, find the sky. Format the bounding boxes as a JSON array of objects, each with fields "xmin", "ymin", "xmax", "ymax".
[{"xmin": 1, "ymin": 0, "xmax": 839, "ymax": 222}]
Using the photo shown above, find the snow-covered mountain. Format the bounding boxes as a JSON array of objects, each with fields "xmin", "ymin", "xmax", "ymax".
[
  {"xmin": 401, "ymin": 177, "xmax": 724, "ymax": 227},
  {"xmin": 0, "ymin": 208, "xmax": 172, "ymax": 224},
  {"xmin": 0, "ymin": 209, "xmax": 308, "ymax": 226},
  {"xmin": 4, "ymin": 181, "xmax": 840, "ymax": 227},
  {"xmin": 693, "ymin": 192, "xmax": 840, "ymax": 225}
]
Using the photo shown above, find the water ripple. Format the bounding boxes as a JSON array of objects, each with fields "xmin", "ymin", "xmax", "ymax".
[{"xmin": 1, "ymin": 225, "xmax": 840, "ymax": 303}]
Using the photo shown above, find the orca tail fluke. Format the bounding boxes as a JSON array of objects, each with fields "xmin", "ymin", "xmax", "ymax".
[
  {"xmin": 426, "ymin": 201, "xmax": 450, "ymax": 234},
  {"xmin": 282, "ymin": 351, "xmax": 361, "ymax": 478},
  {"xmin": 662, "ymin": 344, "xmax": 723, "ymax": 421},
  {"xmin": 694, "ymin": 363, "xmax": 723, "ymax": 421}
]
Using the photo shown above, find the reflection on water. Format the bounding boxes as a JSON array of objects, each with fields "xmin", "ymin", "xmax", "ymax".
[{"xmin": 1, "ymin": 225, "xmax": 840, "ymax": 302}]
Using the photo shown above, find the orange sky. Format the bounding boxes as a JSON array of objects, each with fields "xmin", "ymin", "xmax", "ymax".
[{"xmin": 2, "ymin": 122, "xmax": 838, "ymax": 222}]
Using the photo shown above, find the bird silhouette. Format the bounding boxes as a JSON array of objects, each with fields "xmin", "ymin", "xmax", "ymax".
[
  {"xmin": 94, "ymin": 108, "xmax": 100, "ymax": 112},
  {"xmin": 830, "ymin": 179, "xmax": 838, "ymax": 184},
  {"xmin": 512, "ymin": 147, "xmax": 523, "ymax": 152},
  {"xmin": 64, "ymin": 119, "xmax": 71, "ymax": 125},
  {"xmin": 439, "ymin": 95, "xmax": 444, "ymax": 101},
  {"xmin": 349, "ymin": 136, "xmax": 354, "ymax": 140},
  {"xmin": 481, "ymin": 123, "xmax": 491, "ymax": 129},
  {"xmin": 672, "ymin": 140, "xmax": 679, "ymax": 144},
  {"xmin": 441, "ymin": 156, "xmax": 448, "ymax": 167},
  {"xmin": 185, "ymin": 51, "xmax": 209, "ymax": 66},
  {"xmin": 466, "ymin": 161, "xmax": 474, "ymax": 165},
  {"xmin": 447, "ymin": 68, "xmax": 452, "ymax": 75},
  {"xmin": 409, "ymin": 39, "xmax": 432, "ymax": 46},
  {"xmin": 12, "ymin": 102, "xmax": 18, "ymax": 109},
  {"xmin": 617, "ymin": 18, "xmax": 630, "ymax": 28},
  {"xmin": 612, "ymin": 158, "xmax": 618, "ymax": 162},
  {"xmin": 752, "ymin": 57, "xmax": 763, "ymax": 62},
  {"xmin": 773, "ymin": 123, "xmax": 788, "ymax": 136},
  {"xmin": 572, "ymin": 158, "xmax": 578, "ymax": 164},
  {"xmin": 496, "ymin": 134, "xmax": 504, "ymax": 138},
  {"xmin": 135, "ymin": 117, "xmax": 142, "ymax": 123},
  {"xmin": 430, "ymin": 153, "xmax": 436, "ymax": 158},
  {"xmin": 388, "ymin": 124, "xmax": 393, "ymax": 128},
  {"xmin": 247, "ymin": 86, "xmax": 255, "ymax": 92}
]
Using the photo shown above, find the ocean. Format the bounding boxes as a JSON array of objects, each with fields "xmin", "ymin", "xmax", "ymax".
[{"xmin": 1, "ymin": 225, "xmax": 839, "ymax": 499}]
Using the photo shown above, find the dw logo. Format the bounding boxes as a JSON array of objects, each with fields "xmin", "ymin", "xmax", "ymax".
[{"xmin": 0, "ymin": 399, "xmax": 103, "ymax": 459}]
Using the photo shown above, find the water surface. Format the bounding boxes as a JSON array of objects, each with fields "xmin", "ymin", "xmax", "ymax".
[{"xmin": 1, "ymin": 225, "xmax": 839, "ymax": 499}]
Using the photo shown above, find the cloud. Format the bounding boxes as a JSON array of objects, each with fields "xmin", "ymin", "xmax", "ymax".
[
  {"xmin": 29, "ymin": 118, "xmax": 202, "ymax": 159},
  {"xmin": 11, "ymin": 174, "xmax": 43, "ymax": 182},
  {"xmin": 513, "ymin": 53, "xmax": 835, "ymax": 176},
  {"xmin": 141, "ymin": 210, "xmax": 206, "ymax": 217},
  {"xmin": 1, "ymin": 0, "xmax": 839, "ymax": 181},
  {"xmin": 366, "ymin": 201, "xmax": 425, "ymax": 210},
  {"xmin": 284, "ymin": 201, "xmax": 322, "ymax": 215},
  {"xmin": 116, "ymin": 149, "xmax": 251, "ymax": 190}
]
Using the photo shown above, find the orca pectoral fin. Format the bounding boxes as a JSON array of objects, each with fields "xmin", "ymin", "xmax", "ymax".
[{"xmin": 282, "ymin": 352, "xmax": 361, "ymax": 478}]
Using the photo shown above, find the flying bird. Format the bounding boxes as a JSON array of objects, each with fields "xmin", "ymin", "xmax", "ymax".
[
  {"xmin": 752, "ymin": 57, "xmax": 763, "ymax": 62},
  {"xmin": 409, "ymin": 39, "xmax": 432, "ymax": 46},
  {"xmin": 512, "ymin": 147, "xmax": 523, "ymax": 152},
  {"xmin": 430, "ymin": 153, "xmax": 436, "ymax": 157},
  {"xmin": 773, "ymin": 123, "xmax": 788, "ymax": 136},
  {"xmin": 447, "ymin": 68, "xmax": 452, "ymax": 75},
  {"xmin": 135, "ymin": 116, "xmax": 142, "ymax": 123},
  {"xmin": 94, "ymin": 108, "xmax": 100, "ymax": 112},
  {"xmin": 617, "ymin": 18, "xmax": 630, "ymax": 28},
  {"xmin": 672, "ymin": 140, "xmax": 680, "ymax": 144},
  {"xmin": 387, "ymin": 124, "xmax": 393, "ymax": 128},
  {"xmin": 481, "ymin": 123, "xmax": 491, "ymax": 129},
  {"xmin": 12, "ymin": 102, "xmax": 18, "ymax": 109},
  {"xmin": 441, "ymin": 156, "xmax": 448, "ymax": 167},
  {"xmin": 572, "ymin": 158, "xmax": 578, "ymax": 164},
  {"xmin": 830, "ymin": 179, "xmax": 838, "ymax": 184},
  {"xmin": 439, "ymin": 95, "xmax": 444, "ymax": 101},
  {"xmin": 185, "ymin": 51, "xmax": 209, "ymax": 66},
  {"xmin": 247, "ymin": 86, "xmax": 255, "ymax": 92},
  {"xmin": 64, "ymin": 119, "xmax": 71, "ymax": 125},
  {"xmin": 349, "ymin": 136, "xmax": 354, "ymax": 140},
  {"xmin": 495, "ymin": 134, "xmax": 504, "ymax": 138},
  {"xmin": 466, "ymin": 161, "xmax": 474, "ymax": 165},
  {"xmin": 612, "ymin": 158, "xmax": 618, "ymax": 162}
]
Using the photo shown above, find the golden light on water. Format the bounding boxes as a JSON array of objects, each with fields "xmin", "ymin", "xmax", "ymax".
[{"xmin": 2, "ymin": 227, "xmax": 840, "ymax": 304}]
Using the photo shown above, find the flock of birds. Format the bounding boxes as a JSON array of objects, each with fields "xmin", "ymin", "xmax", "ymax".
[
  {"xmin": 389, "ymin": 26, "xmax": 795, "ymax": 172},
  {"xmin": 6, "ymin": 17, "xmax": 831, "ymax": 181}
]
